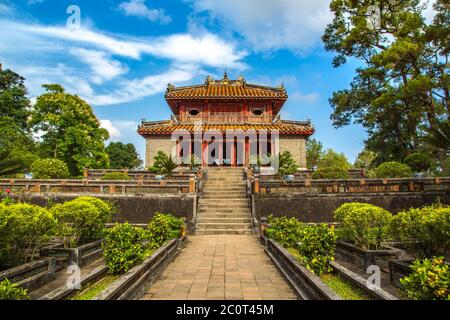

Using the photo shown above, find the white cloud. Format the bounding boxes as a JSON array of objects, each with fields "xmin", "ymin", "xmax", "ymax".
[
  {"xmin": 100, "ymin": 120, "xmax": 122, "ymax": 140},
  {"xmin": 88, "ymin": 66, "xmax": 197, "ymax": 106},
  {"xmin": 0, "ymin": 20, "xmax": 247, "ymax": 68},
  {"xmin": 290, "ymin": 91, "xmax": 320, "ymax": 103},
  {"xmin": 119, "ymin": 0, "xmax": 172, "ymax": 25},
  {"xmin": 189, "ymin": 0, "xmax": 332, "ymax": 53},
  {"xmin": 70, "ymin": 48, "xmax": 128, "ymax": 84}
]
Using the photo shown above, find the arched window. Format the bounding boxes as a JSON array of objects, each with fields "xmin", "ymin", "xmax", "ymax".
[
  {"xmin": 189, "ymin": 109, "xmax": 200, "ymax": 116},
  {"xmin": 252, "ymin": 109, "xmax": 263, "ymax": 116}
]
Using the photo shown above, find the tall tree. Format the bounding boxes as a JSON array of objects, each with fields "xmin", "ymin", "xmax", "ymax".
[
  {"xmin": 0, "ymin": 117, "xmax": 37, "ymax": 176},
  {"xmin": 318, "ymin": 149, "xmax": 351, "ymax": 170},
  {"xmin": 106, "ymin": 142, "xmax": 142, "ymax": 169},
  {"xmin": 322, "ymin": 0, "xmax": 449, "ymax": 169},
  {"xmin": 306, "ymin": 138, "xmax": 325, "ymax": 170},
  {"xmin": 354, "ymin": 149, "xmax": 377, "ymax": 169},
  {"xmin": 31, "ymin": 84, "xmax": 110, "ymax": 176},
  {"xmin": 0, "ymin": 65, "xmax": 31, "ymax": 132}
]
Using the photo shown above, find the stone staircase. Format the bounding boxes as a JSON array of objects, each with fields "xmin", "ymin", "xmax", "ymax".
[{"xmin": 196, "ymin": 167, "xmax": 253, "ymax": 235}]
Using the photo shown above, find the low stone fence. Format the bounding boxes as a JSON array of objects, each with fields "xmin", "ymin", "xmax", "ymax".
[
  {"xmin": 40, "ymin": 239, "xmax": 104, "ymax": 268},
  {"xmin": 0, "ymin": 258, "xmax": 56, "ymax": 292},
  {"xmin": 84, "ymin": 168, "xmax": 204, "ymax": 181},
  {"xmin": 0, "ymin": 177, "xmax": 197, "ymax": 195},
  {"xmin": 258, "ymin": 169, "xmax": 365, "ymax": 181},
  {"xmin": 252, "ymin": 177, "xmax": 450, "ymax": 195}
]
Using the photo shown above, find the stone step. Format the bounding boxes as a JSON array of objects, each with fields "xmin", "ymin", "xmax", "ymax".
[
  {"xmin": 196, "ymin": 223, "xmax": 252, "ymax": 230},
  {"xmin": 198, "ymin": 207, "xmax": 250, "ymax": 213},
  {"xmin": 199, "ymin": 198, "xmax": 248, "ymax": 204},
  {"xmin": 196, "ymin": 217, "xmax": 251, "ymax": 223},
  {"xmin": 201, "ymin": 195, "xmax": 247, "ymax": 200},
  {"xmin": 195, "ymin": 229, "xmax": 253, "ymax": 235},
  {"xmin": 198, "ymin": 213, "xmax": 250, "ymax": 219}
]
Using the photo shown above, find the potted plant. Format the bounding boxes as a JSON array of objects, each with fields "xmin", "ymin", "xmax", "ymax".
[
  {"xmin": 278, "ymin": 151, "xmax": 298, "ymax": 182},
  {"xmin": 333, "ymin": 202, "xmax": 401, "ymax": 271},
  {"xmin": 249, "ymin": 154, "xmax": 261, "ymax": 174},
  {"xmin": 188, "ymin": 154, "xmax": 201, "ymax": 173},
  {"xmin": 148, "ymin": 151, "xmax": 178, "ymax": 179}
]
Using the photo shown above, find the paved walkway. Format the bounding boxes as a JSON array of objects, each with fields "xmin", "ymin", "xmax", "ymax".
[{"xmin": 140, "ymin": 235, "xmax": 297, "ymax": 300}]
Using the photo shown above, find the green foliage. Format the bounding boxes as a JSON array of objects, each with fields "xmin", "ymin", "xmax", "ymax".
[
  {"xmin": 400, "ymin": 257, "xmax": 449, "ymax": 300},
  {"xmin": 323, "ymin": 0, "xmax": 449, "ymax": 170},
  {"xmin": 0, "ymin": 203, "xmax": 57, "ymax": 268},
  {"xmin": 0, "ymin": 116, "xmax": 37, "ymax": 177},
  {"xmin": 354, "ymin": 149, "xmax": 377, "ymax": 170},
  {"xmin": 106, "ymin": 142, "xmax": 142, "ymax": 170},
  {"xmin": 297, "ymin": 224, "xmax": 337, "ymax": 275},
  {"xmin": 390, "ymin": 205, "xmax": 450, "ymax": 258},
  {"xmin": 306, "ymin": 139, "xmax": 324, "ymax": 170},
  {"xmin": 404, "ymin": 152, "xmax": 433, "ymax": 173},
  {"xmin": 100, "ymin": 172, "xmax": 132, "ymax": 181},
  {"xmin": 0, "ymin": 67, "xmax": 31, "ymax": 132},
  {"xmin": 312, "ymin": 166, "xmax": 350, "ymax": 180},
  {"xmin": 103, "ymin": 213, "xmax": 183, "ymax": 274},
  {"xmin": 147, "ymin": 213, "xmax": 183, "ymax": 249},
  {"xmin": 50, "ymin": 197, "xmax": 112, "ymax": 246},
  {"xmin": 278, "ymin": 151, "xmax": 299, "ymax": 176},
  {"xmin": 266, "ymin": 216, "xmax": 303, "ymax": 248},
  {"xmin": 31, "ymin": 84, "xmax": 110, "ymax": 177},
  {"xmin": 334, "ymin": 203, "xmax": 392, "ymax": 250},
  {"xmin": 373, "ymin": 161, "xmax": 412, "ymax": 178},
  {"xmin": 75, "ymin": 196, "xmax": 114, "ymax": 228},
  {"xmin": 148, "ymin": 151, "xmax": 177, "ymax": 175},
  {"xmin": 0, "ymin": 279, "xmax": 29, "ymax": 300},
  {"xmin": 103, "ymin": 223, "xmax": 147, "ymax": 274},
  {"xmin": 318, "ymin": 149, "xmax": 351, "ymax": 170},
  {"xmin": 30, "ymin": 158, "xmax": 70, "ymax": 179}
]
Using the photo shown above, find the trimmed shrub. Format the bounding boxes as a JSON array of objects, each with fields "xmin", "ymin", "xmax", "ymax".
[
  {"xmin": 400, "ymin": 257, "xmax": 449, "ymax": 300},
  {"xmin": 373, "ymin": 161, "xmax": 412, "ymax": 178},
  {"xmin": 103, "ymin": 223, "xmax": 147, "ymax": 274},
  {"xmin": 312, "ymin": 166, "xmax": 350, "ymax": 179},
  {"xmin": 100, "ymin": 172, "xmax": 132, "ymax": 181},
  {"xmin": 30, "ymin": 158, "xmax": 70, "ymax": 179},
  {"xmin": 390, "ymin": 205, "xmax": 450, "ymax": 258},
  {"xmin": 147, "ymin": 213, "xmax": 183, "ymax": 249},
  {"xmin": 0, "ymin": 203, "xmax": 57, "ymax": 268},
  {"xmin": 404, "ymin": 152, "xmax": 433, "ymax": 173},
  {"xmin": 74, "ymin": 196, "xmax": 114, "ymax": 227},
  {"xmin": 51, "ymin": 197, "xmax": 111, "ymax": 246},
  {"xmin": 265, "ymin": 216, "xmax": 303, "ymax": 248},
  {"xmin": 297, "ymin": 224, "xmax": 337, "ymax": 275},
  {"xmin": 334, "ymin": 203, "xmax": 392, "ymax": 250},
  {"xmin": 0, "ymin": 279, "xmax": 29, "ymax": 300}
]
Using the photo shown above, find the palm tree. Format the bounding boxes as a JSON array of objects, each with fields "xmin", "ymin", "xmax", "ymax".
[{"xmin": 422, "ymin": 120, "xmax": 450, "ymax": 174}]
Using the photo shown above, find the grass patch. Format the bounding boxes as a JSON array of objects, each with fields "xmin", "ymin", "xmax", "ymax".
[
  {"xmin": 286, "ymin": 247, "xmax": 371, "ymax": 300},
  {"xmin": 70, "ymin": 275, "xmax": 119, "ymax": 300},
  {"xmin": 320, "ymin": 273, "xmax": 371, "ymax": 300}
]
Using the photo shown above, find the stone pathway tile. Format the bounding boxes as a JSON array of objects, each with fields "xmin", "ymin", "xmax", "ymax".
[{"xmin": 140, "ymin": 235, "xmax": 297, "ymax": 300}]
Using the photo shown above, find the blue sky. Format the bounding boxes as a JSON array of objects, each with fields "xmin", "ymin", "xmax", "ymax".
[{"xmin": 0, "ymin": 0, "xmax": 437, "ymax": 163}]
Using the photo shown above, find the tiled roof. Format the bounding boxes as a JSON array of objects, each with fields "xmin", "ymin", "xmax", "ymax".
[
  {"xmin": 138, "ymin": 120, "xmax": 314, "ymax": 136},
  {"xmin": 165, "ymin": 75, "xmax": 287, "ymax": 100}
]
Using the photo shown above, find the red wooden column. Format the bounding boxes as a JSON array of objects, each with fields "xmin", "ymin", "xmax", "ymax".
[
  {"xmin": 231, "ymin": 140, "xmax": 236, "ymax": 167},
  {"xmin": 245, "ymin": 138, "xmax": 250, "ymax": 167},
  {"xmin": 202, "ymin": 141, "xmax": 208, "ymax": 167}
]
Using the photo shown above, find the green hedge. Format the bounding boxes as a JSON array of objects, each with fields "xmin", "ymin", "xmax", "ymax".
[
  {"xmin": 373, "ymin": 161, "xmax": 412, "ymax": 178},
  {"xmin": 334, "ymin": 203, "xmax": 392, "ymax": 250},
  {"xmin": 0, "ymin": 203, "xmax": 57, "ymax": 268},
  {"xmin": 100, "ymin": 172, "xmax": 132, "ymax": 181},
  {"xmin": 400, "ymin": 257, "xmax": 449, "ymax": 300},
  {"xmin": 30, "ymin": 158, "xmax": 70, "ymax": 179},
  {"xmin": 265, "ymin": 216, "xmax": 337, "ymax": 275},
  {"xmin": 50, "ymin": 197, "xmax": 113, "ymax": 247},
  {"xmin": 391, "ymin": 205, "xmax": 450, "ymax": 258},
  {"xmin": 312, "ymin": 166, "xmax": 350, "ymax": 179},
  {"xmin": 0, "ymin": 279, "xmax": 29, "ymax": 300}
]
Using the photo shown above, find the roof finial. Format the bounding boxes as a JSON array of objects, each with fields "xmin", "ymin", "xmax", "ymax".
[{"xmin": 223, "ymin": 69, "xmax": 228, "ymax": 80}]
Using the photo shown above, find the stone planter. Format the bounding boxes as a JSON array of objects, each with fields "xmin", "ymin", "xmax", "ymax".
[{"xmin": 336, "ymin": 241, "xmax": 402, "ymax": 271}]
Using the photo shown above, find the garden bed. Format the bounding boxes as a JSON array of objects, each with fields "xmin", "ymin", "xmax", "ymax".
[
  {"xmin": 336, "ymin": 241, "xmax": 401, "ymax": 271},
  {"xmin": 94, "ymin": 237, "xmax": 186, "ymax": 300}
]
